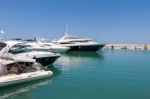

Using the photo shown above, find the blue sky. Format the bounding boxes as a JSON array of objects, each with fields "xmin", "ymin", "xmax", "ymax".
[{"xmin": 0, "ymin": 0, "xmax": 150, "ymax": 43}]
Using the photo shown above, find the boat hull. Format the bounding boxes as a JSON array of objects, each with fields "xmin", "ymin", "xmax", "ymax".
[
  {"xmin": 68, "ymin": 44, "xmax": 105, "ymax": 51},
  {"xmin": 35, "ymin": 55, "xmax": 60, "ymax": 66},
  {"xmin": 0, "ymin": 71, "xmax": 52, "ymax": 87}
]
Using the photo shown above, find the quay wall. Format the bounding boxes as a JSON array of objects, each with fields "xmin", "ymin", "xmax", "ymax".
[{"xmin": 104, "ymin": 44, "xmax": 150, "ymax": 50}]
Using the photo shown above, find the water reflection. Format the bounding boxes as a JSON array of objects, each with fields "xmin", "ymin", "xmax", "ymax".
[
  {"xmin": 55, "ymin": 51, "xmax": 104, "ymax": 70},
  {"xmin": 65, "ymin": 51, "xmax": 104, "ymax": 59},
  {"xmin": 0, "ymin": 79, "xmax": 51, "ymax": 99}
]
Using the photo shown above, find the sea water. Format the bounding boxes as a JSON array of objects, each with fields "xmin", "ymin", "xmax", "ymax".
[{"xmin": 0, "ymin": 50, "xmax": 150, "ymax": 99}]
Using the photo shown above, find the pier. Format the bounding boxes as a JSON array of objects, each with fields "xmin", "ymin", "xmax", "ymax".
[{"xmin": 104, "ymin": 44, "xmax": 150, "ymax": 50}]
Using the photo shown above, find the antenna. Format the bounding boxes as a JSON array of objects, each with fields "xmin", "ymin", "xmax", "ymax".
[{"xmin": 65, "ymin": 22, "xmax": 69, "ymax": 36}]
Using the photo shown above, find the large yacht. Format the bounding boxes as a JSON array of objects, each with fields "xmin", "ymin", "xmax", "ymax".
[
  {"xmin": 0, "ymin": 40, "xmax": 60, "ymax": 66},
  {"xmin": 52, "ymin": 34, "xmax": 105, "ymax": 51}
]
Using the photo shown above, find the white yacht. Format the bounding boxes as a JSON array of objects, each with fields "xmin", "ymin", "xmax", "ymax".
[
  {"xmin": 26, "ymin": 39, "xmax": 70, "ymax": 53},
  {"xmin": 52, "ymin": 34, "xmax": 105, "ymax": 51},
  {"xmin": 42, "ymin": 42, "xmax": 70, "ymax": 53},
  {"xmin": 37, "ymin": 40, "xmax": 70, "ymax": 53},
  {"xmin": 0, "ymin": 40, "xmax": 60, "ymax": 66},
  {"xmin": 0, "ymin": 57, "xmax": 53, "ymax": 87}
]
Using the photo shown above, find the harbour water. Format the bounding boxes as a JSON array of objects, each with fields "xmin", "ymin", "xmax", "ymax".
[{"xmin": 1, "ymin": 50, "xmax": 150, "ymax": 99}]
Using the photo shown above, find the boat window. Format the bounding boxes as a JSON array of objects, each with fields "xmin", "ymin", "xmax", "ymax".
[
  {"xmin": 9, "ymin": 44, "xmax": 31, "ymax": 54},
  {"xmin": 70, "ymin": 40, "xmax": 88, "ymax": 42},
  {"xmin": 69, "ymin": 40, "xmax": 92, "ymax": 43},
  {"xmin": 59, "ymin": 42, "xmax": 73, "ymax": 44},
  {"xmin": 0, "ymin": 42, "xmax": 6, "ymax": 51},
  {"xmin": 64, "ymin": 36, "xmax": 79, "ymax": 39}
]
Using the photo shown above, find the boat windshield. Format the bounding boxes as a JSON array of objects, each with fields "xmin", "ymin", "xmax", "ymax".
[{"xmin": 9, "ymin": 44, "xmax": 32, "ymax": 54}]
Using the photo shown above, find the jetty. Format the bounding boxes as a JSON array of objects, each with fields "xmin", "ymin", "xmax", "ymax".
[{"xmin": 104, "ymin": 44, "xmax": 150, "ymax": 50}]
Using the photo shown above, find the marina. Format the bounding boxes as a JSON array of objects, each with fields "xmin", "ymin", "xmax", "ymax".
[
  {"xmin": 0, "ymin": 32, "xmax": 150, "ymax": 99},
  {"xmin": 0, "ymin": 0, "xmax": 150, "ymax": 98},
  {"xmin": 0, "ymin": 33, "xmax": 105, "ymax": 88},
  {"xmin": 0, "ymin": 34, "xmax": 150, "ymax": 99}
]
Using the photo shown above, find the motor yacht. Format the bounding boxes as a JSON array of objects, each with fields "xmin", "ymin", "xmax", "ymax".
[
  {"xmin": 0, "ymin": 40, "xmax": 60, "ymax": 66},
  {"xmin": 0, "ymin": 57, "xmax": 53, "ymax": 87},
  {"xmin": 52, "ymin": 34, "xmax": 105, "ymax": 51},
  {"xmin": 37, "ymin": 40, "xmax": 70, "ymax": 53},
  {"xmin": 42, "ymin": 42, "xmax": 70, "ymax": 53},
  {"xmin": 26, "ymin": 40, "xmax": 70, "ymax": 53}
]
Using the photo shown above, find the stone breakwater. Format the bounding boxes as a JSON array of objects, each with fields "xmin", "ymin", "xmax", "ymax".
[{"xmin": 104, "ymin": 44, "xmax": 150, "ymax": 50}]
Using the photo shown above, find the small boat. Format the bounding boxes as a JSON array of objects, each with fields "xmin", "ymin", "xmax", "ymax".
[
  {"xmin": 0, "ymin": 70, "xmax": 52, "ymax": 87},
  {"xmin": 0, "ymin": 57, "xmax": 52, "ymax": 87}
]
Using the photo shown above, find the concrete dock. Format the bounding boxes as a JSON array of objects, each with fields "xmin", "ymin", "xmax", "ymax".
[{"xmin": 104, "ymin": 44, "xmax": 150, "ymax": 50}]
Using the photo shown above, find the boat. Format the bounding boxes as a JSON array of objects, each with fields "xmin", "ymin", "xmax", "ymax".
[
  {"xmin": 36, "ymin": 40, "xmax": 70, "ymax": 53},
  {"xmin": 0, "ymin": 57, "xmax": 53, "ymax": 87},
  {"xmin": 51, "ymin": 24, "xmax": 105, "ymax": 51},
  {"xmin": 52, "ymin": 34, "xmax": 105, "ymax": 51},
  {"xmin": 0, "ymin": 40, "xmax": 60, "ymax": 66},
  {"xmin": 42, "ymin": 42, "xmax": 70, "ymax": 53},
  {"xmin": 26, "ymin": 39, "xmax": 70, "ymax": 53}
]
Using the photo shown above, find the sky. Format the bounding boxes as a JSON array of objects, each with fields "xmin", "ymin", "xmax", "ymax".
[{"xmin": 0, "ymin": 0, "xmax": 150, "ymax": 43}]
